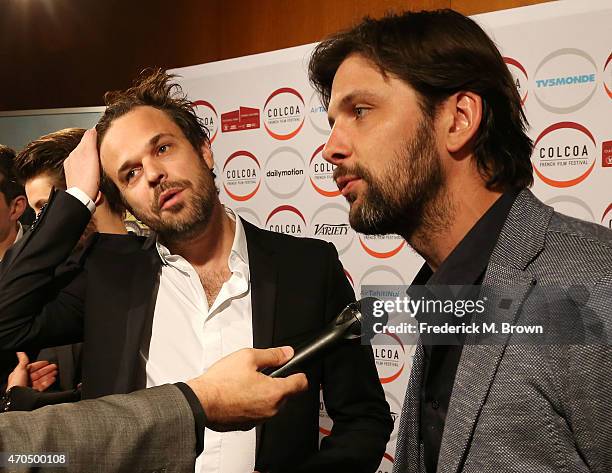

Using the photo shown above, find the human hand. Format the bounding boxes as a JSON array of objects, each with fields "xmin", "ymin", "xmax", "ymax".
[
  {"xmin": 187, "ymin": 347, "xmax": 308, "ymax": 432},
  {"xmin": 29, "ymin": 360, "xmax": 58, "ymax": 392},
  {"xmin": 7, "ymin": 352, "xmax": 29, "ymax": 391},
  {"xmin": 64, "ymin": 128, "xmax": 101, "ymax": 201}
]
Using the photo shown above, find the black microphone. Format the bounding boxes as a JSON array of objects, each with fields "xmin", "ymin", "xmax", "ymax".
[{"xmin": 264, "ymin": 297, "xmax": 386, "ymax": 378}]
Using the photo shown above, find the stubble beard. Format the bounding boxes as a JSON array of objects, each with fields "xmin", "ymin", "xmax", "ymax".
[{"xmin": 340, "ymin": 116, "xmax": 453, "ymax": 241}]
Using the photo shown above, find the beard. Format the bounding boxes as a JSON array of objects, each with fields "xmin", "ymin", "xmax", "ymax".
[
  {"xmin": 335, "ymin": 115, "xmax": 450, "ymax": 240},
  {"xmin": 126, "ymin": 167, "xmax": 217, "ymax": 244}
]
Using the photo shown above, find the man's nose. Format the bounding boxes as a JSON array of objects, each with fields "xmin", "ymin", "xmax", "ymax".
[{"xmin": 322, "ymin": 123, "xmax": 351, "ymax": 165}]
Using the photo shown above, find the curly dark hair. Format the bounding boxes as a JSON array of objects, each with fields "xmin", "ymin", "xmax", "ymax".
[{"xmin": 0, "ymin": 144, "xmax": 25, "ymax": 202}]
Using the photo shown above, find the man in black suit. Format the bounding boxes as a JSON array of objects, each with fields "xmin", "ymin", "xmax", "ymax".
[{"xmin": 0, "ymin": 70, "xmax": 392, "ymax": 473}]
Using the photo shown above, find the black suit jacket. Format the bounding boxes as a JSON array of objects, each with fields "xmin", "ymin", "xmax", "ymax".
[{"xmin": 0, "ymin": 189, "xmax": 392, "ymax": 473}]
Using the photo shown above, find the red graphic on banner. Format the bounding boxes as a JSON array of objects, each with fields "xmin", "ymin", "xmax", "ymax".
[
  {"xmin": 604, "ymin": 53, "xmax": 612, "ymax": 100},
  {"xmin": 503, "ymin": 56, "xmax": 528, "ymax": 105},
  {"xmin": 602, "ymin": 141, "xmax": 612, "ymax": 168},
  {"xmin": 221, "ymin": 106, "xmax": 260, "ymax": 133},
  {"xmin": 192, "ymin": 100, "xmax": 219, "ymax": 143},
  {"xmin": 359, "ymin": 237, "xmax": 406, "ymax": 259}
]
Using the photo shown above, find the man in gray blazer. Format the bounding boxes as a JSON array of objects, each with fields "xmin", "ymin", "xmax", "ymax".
[
  {"xmin": 309, "ymin": 8, "xmax": 611, "ymax": 473},
  {"xmin": 0, "ymin": 346, "xmax": 307, "ymax": 473}
]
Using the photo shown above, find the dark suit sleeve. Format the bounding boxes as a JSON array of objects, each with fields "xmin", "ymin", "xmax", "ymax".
[
  {"xmin": 0, "ymin": 190, "xmax": 91, "ymax": 351},
  {"xmin": 291, "ymin": 243, "xmax": 393, "ymax": 473}
]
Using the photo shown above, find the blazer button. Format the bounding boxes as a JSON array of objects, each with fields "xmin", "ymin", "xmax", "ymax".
[{"xmin": 431, "ymin": 400, "xmax": 440, "ymax": 409}]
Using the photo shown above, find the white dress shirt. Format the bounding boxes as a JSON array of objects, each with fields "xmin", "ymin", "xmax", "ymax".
[{"xmin": 144, "ymin": 208, "xmax": 255, "ymax": 473}]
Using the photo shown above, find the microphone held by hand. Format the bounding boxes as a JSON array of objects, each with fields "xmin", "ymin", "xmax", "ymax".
[{"xmin": 264, "ymin": 297, "xmax": 386, "ymax": 378}]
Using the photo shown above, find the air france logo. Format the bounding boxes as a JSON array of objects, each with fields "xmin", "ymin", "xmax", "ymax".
[
  {"xmin": 602, "ymin": 203, "xmax": 612, "ymax": 230},
  {"xmin": 266, "ymin": 205, "xmax": 306, "ymax": 236},
  {"xmin": 192, "ymin": 100, "xmax": 219, "ymax": 143},
  {"xmin": 222, "ymin": 150, "xmax": 261, "ymax": 201},
  {"xmin": 504, "ymin": 57, "xmax": 528, "ymax": 105},
  {"xmin": 264, "ymin": 147, "xmax": 305, "ymax": 198},
  {"xmin": 263, "ymin": 88, "xmax": 306, "ymax": 140},
  {"xmin": 308, "ymin": 91, "xmax": 330, "ymax": 135},
  {"xmin": 309, "ymin": 203, "xmax": 354, "ymax": 255},
  {"xmin": 534, "ymin": 49, "xmax": 598, "ymax": 113},
  {"xmin": 309, "ymin": 143, "xmax": 340, "ymax": 197},
  {"xmin": 532, "ymin": 122, "xmax": 596, "ymax": 188},
  {"xmin": 359, "ymin": 234, "xmax": 405, "ymax": 259}
]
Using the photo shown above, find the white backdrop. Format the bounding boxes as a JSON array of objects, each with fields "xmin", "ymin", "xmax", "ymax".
[{"xmin": 172, "ymin": 1, "xmax": 612, "ymax": 470}]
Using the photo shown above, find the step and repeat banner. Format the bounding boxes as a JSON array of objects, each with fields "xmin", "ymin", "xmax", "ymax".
[{"xmin": 172, "ymin": 1, "xmax": 611, "ymax": 470}]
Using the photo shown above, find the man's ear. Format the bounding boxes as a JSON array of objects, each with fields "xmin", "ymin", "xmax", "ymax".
[
  {"xmin": 200, "ymin": 142, "xmax": 214, "ymax": 170},
  {"xmin": 10, "ymin": 196, "xmax": 27, "ymax": 222},
  {"xmin": 94, "ymin": 191, "xmax": 104, "ymax": 207},
  {"xmin": 441, "ymin": 91, "xmax": 482, "ymax": 154}
]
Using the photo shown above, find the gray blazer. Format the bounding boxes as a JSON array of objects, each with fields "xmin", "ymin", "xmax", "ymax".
[
  {"xmin": 0, "ymin": 384, "xmax": 196, "ymax": 473},
  {"xmin": 393, "ymin": 190, "xmax": 612, "ymax": 473}
]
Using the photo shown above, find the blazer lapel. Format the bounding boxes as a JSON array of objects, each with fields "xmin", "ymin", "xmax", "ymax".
[
  {"xmin": 394, "ymin": 343, "xmax": 426, "ymax": 473},
  {"xmin": 437, "ymin": 190, "xmax": 553, "ymax": 473},
  {"xmin": 112, "ymin": 234, "xmax": 162, "ymax": 394},
  {"xmin": 242, "ymin": 219, "xmax": 278, "ymax": 460}
]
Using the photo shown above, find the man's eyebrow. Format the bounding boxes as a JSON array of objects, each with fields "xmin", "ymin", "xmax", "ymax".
[
  {"xmin": 115, "ymin": 133, "xmax": 177, "ymax": 178},
  {"xmin": 33, "ymin": 199, "xmax": 47, "ymax": 211}
]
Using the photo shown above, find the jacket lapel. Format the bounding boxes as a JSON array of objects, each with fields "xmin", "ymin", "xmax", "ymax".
[
  {"xmin": 242, "ymin": 219, "xmax": 278, "ymax": 459},
  {"xmin": 112, "ymin": 234, "xmax": 162, "ymax": 394},
  {"xmin": 437, "ymin": 190, "xmax": 553, "ymax": 473}
]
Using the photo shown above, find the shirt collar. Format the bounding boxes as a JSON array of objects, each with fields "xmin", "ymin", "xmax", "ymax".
[
  {"xmin": 155, "ymin": 206, "xmax": 249, "ymax": 270},
  {"xmin": 14, "ymin": 222, "xmax": 23, "ymax": 245},
  {"xmin": 411, "ymin": 189, "xmax": 521, "ymax": 286}
]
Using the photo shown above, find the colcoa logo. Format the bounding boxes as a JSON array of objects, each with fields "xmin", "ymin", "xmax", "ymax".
[
  {"xmin": 532, "ymin": 122, "xmax": 597, "ymax": 188},
  {"xmin": 504, "ymin": 57, "xmax": 528, "ymax": 105},
  {"xmin": 222, "ymin": 150, "xmax": 261, "ymax": 201},
  {"xmin": 265, "ymin": 205, "xmax": 306, "ymax": 236},
  {"xmin": 309, "ymin": 143, "xmax": 340, "ymax": 197},
  {"xmin": 534, "ymin": 48, "xmax": 598, "ymax": 113},
  {"xmin": 192, "ymin": 100, "xmax": 219, "ymax": 143},
  {"xmin": 372, "ymin": 332, "xmax": 406, "ymax": 384},
  {"xmin": 263, "ymin": 88, "xmax": 306, "ymax": 140},
  {"xmin": 359, "ymin": 234, "xmax": 405, "ymax": 259}
]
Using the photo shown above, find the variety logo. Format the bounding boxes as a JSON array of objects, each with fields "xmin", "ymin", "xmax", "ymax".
[
  {"xmin": 222, "ymin": 150, "xmax": 261, "ymax": 201},
  {"xmin": 192, "ymin": 100, "xmax": 219, "ymax": 143},
  {"xmin": 359, "ymin": 234, "xmax": 405, "ymax": 259},
  {"xmin": 309, "ymin": 203, "xmax": 354, "ymax": 255},
  {"xmin": 372, "ymin": 333, "xmax": 405, "ymax": 384},
  {"xmin": 532, "ymin": 122, "xmax": 597, "ymax": 188},
  {"xmin": 602, "ymin": 140, "xmax": 612, "ymax": 168},
  {"xmin": 221, "ymin": 106, "xmax": 260, "ymax": 133},
  {"xmin": 265, "ymin": 205, "xmax": 306, "ymax": 236},
  {"xmin": 309, "ymin": 143, "xmax": 340, "ymax": 197},
  {"xmin": 602, "ymin": 203, "xmax": 612, "ymax": 230},
  {"xmin": 604, "ymin": 53, "xmax": 612, "ymax": 100},
  {"xmin": 263, "ymin": 88, "xmax": 305, "ymax": 140},
  {"xmin": 308, "ymin": 91, "xmax": 331, "ymax": 135},
  {"xmin": 264, "ymin": 147, "xmax": 306, "ymax": 198},
  {"xmin": 504, "ymin": 57, "xmax": 528, "ymax": 105},
  {"xmin": 544, "ymin": 195, "xmax": 596, "ymax": 223},
  {"xmin": 534, "ymin": 48, "xmax": 598, "ymax": 113}
]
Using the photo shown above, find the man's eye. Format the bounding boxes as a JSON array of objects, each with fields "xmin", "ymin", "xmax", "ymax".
[
  {"xmin": 158, "ymin": 144, "xmax": 170, "ymax": 154},
  {"xmin": 126, "ymin": 168, "xmax": 139, "ymax": 182},
  {"xmin": 354, "ymin": 107, "xmax": 369, "ymax": 119}
]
